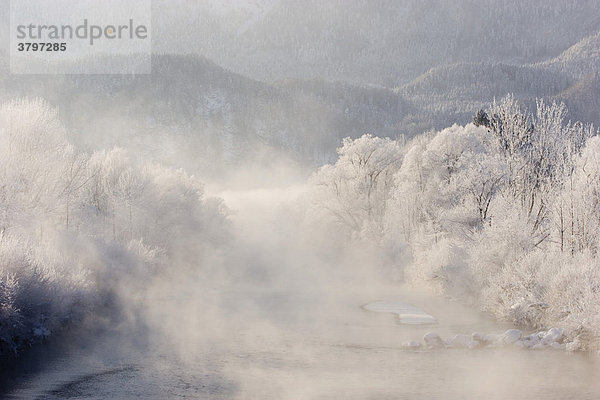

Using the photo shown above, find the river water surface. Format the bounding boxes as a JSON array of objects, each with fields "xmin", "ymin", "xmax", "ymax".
[{"xmin": 3, "ymin": 282, "xmax": 600, "ymax": 400}]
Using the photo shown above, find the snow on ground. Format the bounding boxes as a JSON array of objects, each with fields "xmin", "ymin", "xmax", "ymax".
[{"xmin": 363, "ymin": 300, "xmax": 437, "ymax": 325}]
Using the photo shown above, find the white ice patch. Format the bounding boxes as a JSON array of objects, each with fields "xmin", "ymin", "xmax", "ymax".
[{"xmin": 363, "ymin": 300, "xmax": 437, "ymax": 325}]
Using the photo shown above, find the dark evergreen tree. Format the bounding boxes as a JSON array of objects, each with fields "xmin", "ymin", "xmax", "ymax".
[{"xmin": 473, "ymin": 109, "xmax": 490, "ymax": 128}]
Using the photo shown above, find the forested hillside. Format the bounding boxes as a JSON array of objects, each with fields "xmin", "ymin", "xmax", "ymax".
[
  {"xmin": 155, "ymin": 0, "xmax": 600, "ymax": 86},
  {"xmin": 0, "ymin": 55, "xmax": 423, "ymax": 172}
]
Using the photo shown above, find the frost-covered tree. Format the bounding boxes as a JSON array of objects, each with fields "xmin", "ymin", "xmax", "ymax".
[
  {"xmin": 0, "ymin": 98, "xmax": 230, "ymax": 357},
  {"xmin": 390, "ymin": 124, "xmax": 501, "ymax": 242},
  {"xmin": 387, "ymin": 124, "xmax": 505, "ymax": 290},
  {"xmin": 0, "ymin": 99, "xmax": 71, "ymax": 234},
  {"xmin": 475, "ymin": 96, "xmax": 591, "ymax": 247},
  {"xmin": 558, "ymin": 136, "xmax": 600, "ymax": 254},
  {"xmin": 0, "ymin": 274, "xmax": 21, "ymax": 354},
  {"xmin": 309, "ymin": 134, "xmax": 402, "ymax": 240}
]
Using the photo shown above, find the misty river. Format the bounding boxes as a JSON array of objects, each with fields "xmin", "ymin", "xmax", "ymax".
[
  {"xmin": 2, "ymin": 187, "xmax": 600, "ymax": 399},
  {"xmin": 3, "ymin": 285, "xmax": 600, "ymax": 399}
]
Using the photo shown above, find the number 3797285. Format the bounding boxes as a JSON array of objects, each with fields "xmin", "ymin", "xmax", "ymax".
[{"xmin": 17, "ymin": 42, "xmax": 67, "ymax": 51}]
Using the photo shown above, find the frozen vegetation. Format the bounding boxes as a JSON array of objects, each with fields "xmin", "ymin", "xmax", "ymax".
[
  {"xmin": 309, "ymin": 95, "xmax": 600, "ymax": 350},
  {"xmin": 0, "ymin": 99, "xmax": 229, "ymax": 357}
]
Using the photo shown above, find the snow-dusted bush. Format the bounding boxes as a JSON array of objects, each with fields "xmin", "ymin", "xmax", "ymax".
[{"xmin": 0, "ymin": 234, "xmax": 94, "ymax": 355}]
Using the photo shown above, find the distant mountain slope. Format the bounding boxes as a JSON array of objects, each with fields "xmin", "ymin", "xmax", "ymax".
[
  {"xmin": 0, "ymin": 55, "xmax": 424, "ymax": 174},
  {"xmin": 556, "ymin": 72, "xmax": 600, "ymax": 126},
  {"xmin": 153, "ymin": 0, "xmax": 600, "ymax": 87},
  {"xmin": 396, "ymin": 62, "xmax": 572, "ymax": 128},
  {"xmin": 537, "ymin": 32, "xmax": 600, "ymax": 79},
  {"xmin": 402, "ymin": 62, "xmax": 570, "ymax": 101},
  {"xmin": 2, "ymin": 0, "xmax": 599, "ymax": 91},
  {"xmin": 276, "ymin": 79, "xmax": 419, "ymax": 137}
]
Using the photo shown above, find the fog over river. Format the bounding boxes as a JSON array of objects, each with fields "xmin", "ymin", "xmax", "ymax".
[{"xmin": 2, "ymin": 186, "xmax": 599, "ymax": 400}]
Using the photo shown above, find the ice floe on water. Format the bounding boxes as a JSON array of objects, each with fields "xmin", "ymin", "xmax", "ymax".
[
  {"xmin": 363, "ymin": 300, "xmax": 437, "ymax": 325},
  {"xmin": 402, "ymin": 327, "xmax": 582, "ymax": 352}
]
